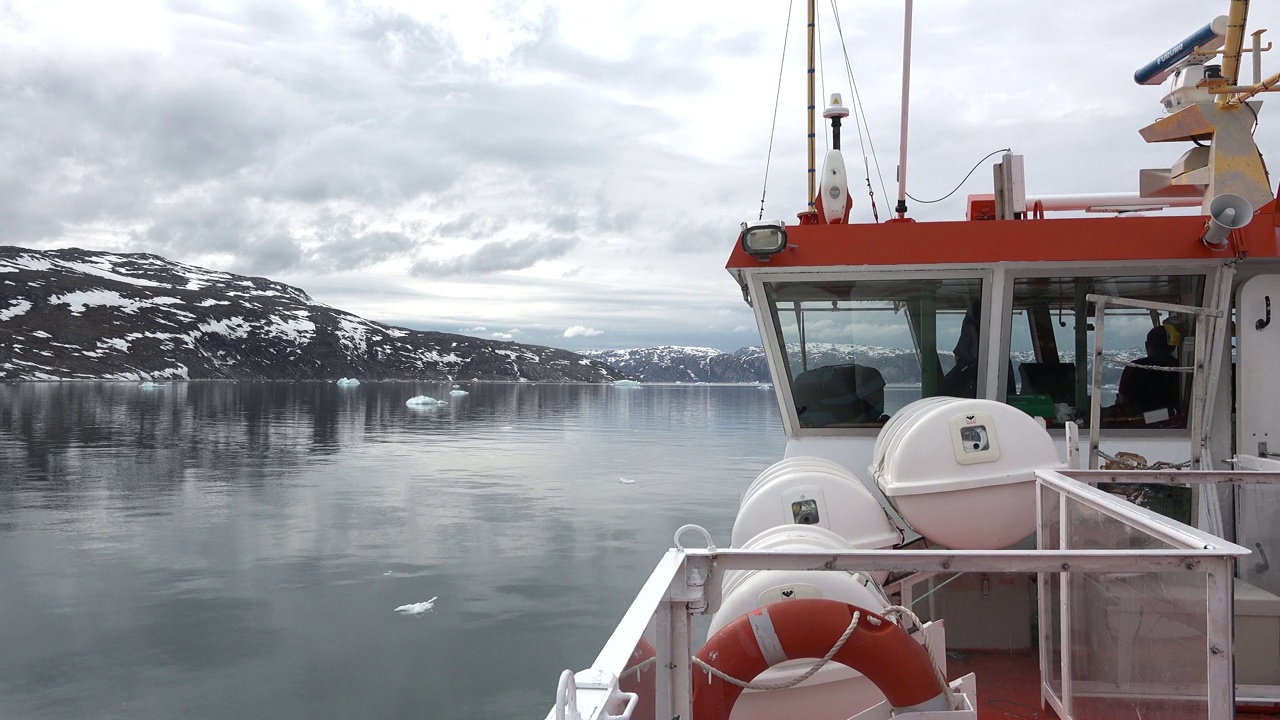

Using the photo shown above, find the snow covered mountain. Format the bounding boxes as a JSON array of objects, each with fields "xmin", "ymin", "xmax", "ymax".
[
  {"xmin": 587, "ymin": 344, "xmax": 1138, "ymax": 385},
  {"xmin": 584, "ymin": 344, "xmax": 952, "ymax": 384},
  {"xmin": 0, "ymin": 247, "xmax": 624, "ymax": 383}
]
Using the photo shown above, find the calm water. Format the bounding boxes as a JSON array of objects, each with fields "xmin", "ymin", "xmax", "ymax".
[{"xmin": 0, "ymin": 382, "xmax": 785, "ymax": 720}]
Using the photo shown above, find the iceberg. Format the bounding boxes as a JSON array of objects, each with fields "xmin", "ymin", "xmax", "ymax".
[
  {"xmin": 405, "ymin": 395, "xmax": 447, "ymax": 407},
  {"xmin": 336, "ymin": 377, "xmax": 360, "ymax": 387},
  {"xmin": 139, "ymin": 381, "xmax": 164, "ymax": 390},
  {"xmin": 618, "ymin": 477, "xmax": 635, "ymax": 485},
  {"xmin": 612, "ymin": 379, "xmax": 642, "ymax": 387},
  {"xmin": 449, "ymin": 389, "xmax": 469, "ymax": 396},
  {"xmin": 394, "ymin": 597, "xmax": 437, "ymax": 615}
]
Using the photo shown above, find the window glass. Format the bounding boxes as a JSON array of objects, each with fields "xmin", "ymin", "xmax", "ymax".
[
  {"xmin": 765, "ymin": 278, "xmax": 984, "ymax": 428},
  {"xmin": 1007, "ymin": 274, "xmax": 1205, "ymax": 429}
]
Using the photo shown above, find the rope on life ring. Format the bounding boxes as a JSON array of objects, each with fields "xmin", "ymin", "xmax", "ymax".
[{"xmin": 692, "ymin": 598, "xmax": 951, "ymax": 720}]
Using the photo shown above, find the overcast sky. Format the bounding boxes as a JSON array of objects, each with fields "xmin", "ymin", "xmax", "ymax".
[{"xmin": 3, "ymin": 1, "xmax": 1277, "ymax": 351}]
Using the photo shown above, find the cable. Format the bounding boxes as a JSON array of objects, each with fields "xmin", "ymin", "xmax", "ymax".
[
  {"xmin": 759, "ymin": 0, "xmax": 795, "ymax": 221},
  {"xmin": 830, "ymin": 0, "xmax": 888, "ymax": 221},
  {"xmin": 906, "ymin": 148, "xmax": 1012, "ymax": 204}
]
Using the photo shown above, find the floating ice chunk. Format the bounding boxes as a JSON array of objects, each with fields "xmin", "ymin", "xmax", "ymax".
[
  {"xmin": 451, "ymin": 384, "xmax": 460, "ymax": 389},
  {"xmin": 618, "ymin": 477, "xmax": 635, "ymax": 485},
  {"xmin": 405, "ymin": 395, "xmax": 447, "ymax": 407},
  {"xmin": 449, "ymin": 389, "xmax": 469, "ymax": 396},
  {"xmin": 336, "ymin": 377, "xmax": 361, "ymax": 387},
  {"xmin": 757, "ymin": 384, "xmax": 772, "ymax": 390},
  {"xmin": 612, "ymin": 379, "xmax": 641, "ymax": 387},
  {"xmin": 394, "ymin": 597, "xmax": 437, "ymax": 615},
  {"xmin": 139, "ymin": 381, "xmax": 164, "ymax": 390}
]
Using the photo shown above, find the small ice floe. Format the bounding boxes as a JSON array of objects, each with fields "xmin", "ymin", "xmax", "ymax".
[
  {"xmin": 139, "ymin": 381, "xmax": 163, "ymax": 390},
  {"xmin": 451, "ymin": 384, "xmax": 460, "ymax": 389},
  {"xmin": 336, "ymin": 377, "xmax": 360, "ymax": 387},
  {"xmin": 757, "ymin": 384, "xmax": 772, "ymax": 390},
  {"xmin": 613, "ymin": 379, "xmax": 642, "ymax": 387},
  {"xmin": 405, "ymin": 395, "xmax": 447, "ymax": 407},
  {"xmin": 449, "ymin": 389, "xmax": 469, "ymax": 396},
  {"xmin": 395, "ymin": 597, "xmax": 437, "ymax": 615},
  {"xmin": 618, "ymin": 477, "xmax": 635, "ymax": 485}
]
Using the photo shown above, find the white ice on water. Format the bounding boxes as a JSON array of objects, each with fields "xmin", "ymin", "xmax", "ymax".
[
  {"xmin": 139, "ymin": 381, "xmax": 164, "ymax": 389},
  {"xmin": 449, "ymin": 389, "xmax": 469, "ymax": 396},
  {"xmin": 618, "ymin": 477, "xmax": 635, "ymax": 484},
  {"xmin": 336, "ymin": 377, "xmax": 360, "ymax": 386},
  {"xmin": 612, "ymin": 379, "xmax": 641, "ymax": 387},
  {"xmin": 395, "ymin": 597, "xmax": 437, "ymax": 615},
  {"xmin": 405, "ymin": 395, "xmax": 447, "ymax": 406}
]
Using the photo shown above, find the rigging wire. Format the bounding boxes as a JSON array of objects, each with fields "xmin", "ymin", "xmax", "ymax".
[
  {"xmin": 828, "ymin": 0, "xmax": 887, "ymax": 222},
  {"xmin": 759, "ymin": 0, "xmax": 796, "ymax": 221},
  {"xmin": 906, "ymin": 147, "xmax": 1011, "ymax": 204}
]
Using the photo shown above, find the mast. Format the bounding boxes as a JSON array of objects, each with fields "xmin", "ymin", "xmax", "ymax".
[
  {"xmin": 894, "ymin": 0, "xmax": 915, "ymax": 219},
  {"xmin": 807, "ymin": 0, "xmax": 817, "ymax": 211}
]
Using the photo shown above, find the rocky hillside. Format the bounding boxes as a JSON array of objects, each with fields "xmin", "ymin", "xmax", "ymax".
[{"xmin": 0, "ymin": 247, "xmax": 624, "ymax": 383}]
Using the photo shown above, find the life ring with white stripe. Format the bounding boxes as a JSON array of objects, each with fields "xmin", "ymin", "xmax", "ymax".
[{"xmin": 692, "ymin": 598, "xmax": 948, "ymax": 720}]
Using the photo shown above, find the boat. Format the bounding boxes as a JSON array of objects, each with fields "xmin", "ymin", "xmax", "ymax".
[{"xmin": 546, "ymin": 3, "xmax": 1280, "ymax": 719}]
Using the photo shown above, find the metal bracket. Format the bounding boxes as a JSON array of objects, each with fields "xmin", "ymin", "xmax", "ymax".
[{"xmin": 1257, "ymin": 295, "xmax": 1272, "ymax": 330}]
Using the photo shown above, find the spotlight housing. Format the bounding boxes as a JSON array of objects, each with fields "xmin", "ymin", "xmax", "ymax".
[{"xmin": 740, "ymin": 221, "xmax": 788, "ymax": 260}]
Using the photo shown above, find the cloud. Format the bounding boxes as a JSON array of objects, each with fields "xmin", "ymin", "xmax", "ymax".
[
  {"xmin": 434, "ymin": 213, "xmax": 509, "ymax": 239},
  {"xmin": 563, "ymin": 326, "xmax": 603, "ymax": 338},
  {"xmin": 409, "ymin": 234, "xmax": 578, "ymax": 277}
]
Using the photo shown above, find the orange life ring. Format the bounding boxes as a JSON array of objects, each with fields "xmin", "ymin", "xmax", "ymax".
[
  {"xmin": 619, "ymin": 636, "xmax": 656, "ymax": 720},
  {"xmin": 692, "ymin": 598, "xmax": 947, "ymax": 720}
]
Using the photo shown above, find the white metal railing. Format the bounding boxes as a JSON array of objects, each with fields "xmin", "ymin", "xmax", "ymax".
[{"xmin": 545, "ymin": 469, "xmax": 1262, "ymax": 720}]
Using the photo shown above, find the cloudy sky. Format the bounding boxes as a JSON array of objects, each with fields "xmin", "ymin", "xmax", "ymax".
[{"xmin": 3, "ymin": 1, "xmax": 1277, "ymax": 351}]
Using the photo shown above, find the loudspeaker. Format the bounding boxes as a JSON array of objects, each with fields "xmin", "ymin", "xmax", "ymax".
[{"xmin": 1201, "ymin": 193, "xmax": 1253, "ymax": 248}]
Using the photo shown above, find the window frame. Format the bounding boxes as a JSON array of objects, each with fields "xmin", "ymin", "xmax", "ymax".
[
  {"xmin": 994, "ymin": 261, "xmax": 1222, "ymax": 436},
  {"xmin": 748, "ymin": 267, "xmax": 995, "ymax": 437}
]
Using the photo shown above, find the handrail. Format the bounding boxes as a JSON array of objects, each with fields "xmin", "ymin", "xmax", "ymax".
[{"xmin": 545, "ymin": 469, "xmax": 1275, "ymax": 720}]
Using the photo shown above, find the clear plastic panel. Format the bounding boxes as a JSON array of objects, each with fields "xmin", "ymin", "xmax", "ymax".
[
  {"xmin": 1070, "ymin": 571, "xmax": 1209, "ymax": 720},
  {"xmin": 1045, "ymin": 569, "xmax": 1063, "ymax": 702},
  {"xmin": 1063, "ymin": 497, "xmax": 1210, "ymax": 720},
  {"xmin": 1039, "ymin": 482, "xmax": 1061, "ymax": 550},
  {"xmin": 1064, "ymin": 494, "xmax": 1176, "ymax": 552}
]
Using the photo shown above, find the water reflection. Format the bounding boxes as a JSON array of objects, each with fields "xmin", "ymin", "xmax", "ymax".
[{"xmin": 0, "ymin": 382, "xmax": 785, "ymax": 719}]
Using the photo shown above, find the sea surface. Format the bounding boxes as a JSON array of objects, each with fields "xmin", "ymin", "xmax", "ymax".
[{"xmin": 0, "ymin": 381, "xmax": 787, "ymax": 720}]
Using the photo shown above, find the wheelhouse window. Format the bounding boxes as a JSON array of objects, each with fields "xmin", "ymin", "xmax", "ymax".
[
  {"xmin": 764, "ymin": 278, "xmax": 985, "ymax": 428},
  {"xmin": 1006, "ymin": 274, "xmax": 1206, "ymax": 429}
]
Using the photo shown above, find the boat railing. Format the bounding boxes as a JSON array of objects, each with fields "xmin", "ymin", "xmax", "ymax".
[{"xmin": 545, "ymin": 468, "xmax": 1271, "ymax": 720}]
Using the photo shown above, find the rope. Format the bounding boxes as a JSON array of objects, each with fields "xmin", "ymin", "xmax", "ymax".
[
  {"xmin": 758, "ymin": 0, "xmax": 795, "ymax": 221},
  {"xmin": 1099, "ymin": 358, "xmax": 1191, "ymax": 373},
  {"xmin": 692, "ymin": 610, "xmax": 860, "ymax": 690},
  {"xmin": 880, "ymin": 605, "xmax": 957, "ymax": 710},
  {"xmin": 1096, "ymin": 450, "xmax": 1192, "ymax": 471},
  {"xmin": 623, "ymin": 656, "xmax": 657, "ymax": 680}
]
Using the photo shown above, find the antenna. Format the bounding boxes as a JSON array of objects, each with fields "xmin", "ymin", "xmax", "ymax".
[
  {"xmin": 1134, "ymin": 16, "xmax": 1228, "ymax": 86},
  {"xmin": 894, "ymin": 0, "xmax": 915, "ymax": 219}
]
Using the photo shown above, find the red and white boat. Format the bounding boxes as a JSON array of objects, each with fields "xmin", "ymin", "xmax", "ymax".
[{"xmin": 548, "ymin": 3, "xmax": 1280, "ymax": 719}]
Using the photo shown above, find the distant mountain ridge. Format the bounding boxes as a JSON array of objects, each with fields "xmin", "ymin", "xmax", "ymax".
[
  {"xmin": 0, "ymin": 247, "xmax": 624, "ymax": 383},
  {"xmin": 587, "ymin": 344, "xmax": 1138, "ymax": 386},
  {"xmin": 583, "ymin": 344, "xmax": 951, "ymax": 384}
]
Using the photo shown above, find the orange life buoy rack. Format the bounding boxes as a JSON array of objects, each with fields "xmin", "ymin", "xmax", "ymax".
[{"xmin": 692, "ymin": 598, "xmax": 949, "ymax": 720}]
